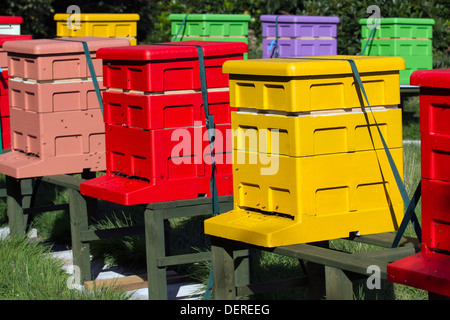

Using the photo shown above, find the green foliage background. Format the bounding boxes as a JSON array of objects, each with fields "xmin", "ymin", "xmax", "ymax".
[{"xmin": 0, "ymin": 0, "xmax": 448, "ymax": 65}]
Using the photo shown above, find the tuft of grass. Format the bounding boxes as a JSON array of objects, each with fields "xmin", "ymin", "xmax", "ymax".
[{"xmin": 0, "ymin": 236, "xmax": 131, "ymax": 300}]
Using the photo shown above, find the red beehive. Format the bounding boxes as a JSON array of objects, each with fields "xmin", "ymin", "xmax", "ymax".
[
  {"xmin": 0, "ymin": 35, "xmax": 32, "ymax": 149},
  {"xmin": 103, "ymin": 89, "xmax": 232, "ymax": 130},
  {"xmin": 99, "ymin": 41, "xmax": 247, "ymax": 92},
  {"xmin": 0, "ymin": 37, "xmax": 131, "ymax": 178},
  {"xmin": 80, "ymin": 41, "xmax": 248, "ymax": 205},
  {"xmin": 387, "ymin": 69, "xmax": 450, "ymax": 297}
]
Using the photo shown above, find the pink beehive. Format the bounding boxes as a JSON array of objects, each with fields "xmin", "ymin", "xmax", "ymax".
[{"xmin": 0, "ymin": 37, "xmax": 130, "ymax": 178}]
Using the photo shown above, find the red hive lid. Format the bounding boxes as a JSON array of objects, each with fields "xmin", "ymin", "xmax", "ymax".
[
  {"xmin": 410, "ymin": 69, "xmax": 450, "ymax": 89},
  {"xmin": 0, "ymin": 16, "xmax": 23, "ymax": 24},
  {"xmin": 96, "ymin": 40, "xmax": 249, "ymax": 61},
  {"xmin": 0, "ymin": 35, "xmax": 32, "ymax": 47}
]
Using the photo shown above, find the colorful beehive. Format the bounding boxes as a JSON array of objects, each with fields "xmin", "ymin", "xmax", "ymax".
[
  {"xmin": 80, "ymin": 40, "xmax": 248, "ymax": 206},
  {"xmin": 54, "ymin": 13, "xmax": 140, "ymax": 46},
  {"xmin": 388, "ymin": 69, "xmax": 450, "ymax": 297},
  {"xmin": 360, "ymin": 17, "xmax": 435, "ymax": 85},
  {"xmin": 261, "ymin": 15, "xmax": 340, "ymax": 58},
  {"xmin": 0, "ymin": 35, "xmax": 33, "ymax": 150},
  {"xmin": 169, "ymin": 14, "xmax": 250, "ymax": 58},
  {"xmin": 0, "ymin": 16, "xmax": 23, "ymax": 35},
  {"xmin": 0, "ymin": 37, "xmax": 131, "ymax": 179},
  {"xmin": 204, "ymin": 55, "xmax": 406, "ymax": 247}
]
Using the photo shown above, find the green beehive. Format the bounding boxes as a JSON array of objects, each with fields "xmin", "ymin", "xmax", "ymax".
[
  {"xmin": 169, "ymin": 13, "xmax": 250, "ymax": 37},
  {"xmin": 360, "ymin": 17, "xmax": 435, "ymax": 39},
  {"xmin": 359, "ymin": 17, "xmax": 435, "ymax": 85},
  {"xmin": 169, "ymin": 14, "xmax": 250, "ymax": 58}
]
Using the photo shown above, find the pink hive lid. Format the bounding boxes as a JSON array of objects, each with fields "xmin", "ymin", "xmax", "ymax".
[
  {"xmin": 410, "ymin": 69, "xmax": 450, "ymax": 89},
  {"xmin": 0, "ymin": 35, "xmax": 32, "ymax": 47},
  {"xmin": 2, "ymin": 36, "xmax": 131, "ymax": 55},
  {"xmin": 96, "ymin": 40, "xmax": 249, "ymax": 61},
  {"xmin": 0, "ymin": 16, "xmax": 23, "ymax": 24}
]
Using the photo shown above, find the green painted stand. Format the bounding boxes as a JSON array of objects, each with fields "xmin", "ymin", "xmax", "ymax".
[{"xmin": 211, "ymin": 233, "xmax": 419, "ymax": 300}]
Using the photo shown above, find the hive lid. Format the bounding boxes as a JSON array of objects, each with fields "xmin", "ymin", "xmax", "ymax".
[
  {"xmin": 54, "ymin": 13, "xmax": 140, "ymax": 21},
  {"xmin": 96, "ymin": 40, "xmax": 249, "ymax": 61},
  {"xmin": 222, "ymin": 55, "xmax": 405, "ymax": 77},
  {"xmin": 260, "ymin": 14, "xmax": 340, "ymax": 24},
  {"xmin": 0, "ymin": 35, "xmax": 32, "ymax": 47},
  {"xmin": 359, "ymin": 17, "xmax": 435, "ymax": 25},
  {"xmin": 0, "ymin": 16, "xmax": 23, "ymax": 24},
  {"xmin": 168, "ymin": 13, "xmax": 251, "ymax": 22},
  {"xmin": 410, "ymin": 69, "xmax": 450, "ymax": 89},
  {"xmin": 2, "ymin": 37, "xmax": 131, "ymax": 55}
]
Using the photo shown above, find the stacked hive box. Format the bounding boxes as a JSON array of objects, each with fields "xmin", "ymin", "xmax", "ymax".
[
  {"xmin": 0, "ymin": 16, "xmax": 23, "ymax": 35},
  {"xmin": 80, "ymin": 40, "xmax": 248, "ymax": 205},
  {"xmin": 388, "ymin": 69, "xmax": 450, "ymax": 297},
  {"xmin": 261, "ymin": 15, "xmax": 340, "ymax": 58},
  {"xmin": 205, "ymin": 55, "xmax": 406, "ymax": 247},
  {"xmin": 0, "ymin": 35, "xmax": 32, "ymax": 149},
  {"xmin": 169, "ymin": 14, "xmax": 250, "ymax": 59},
  {"xmin": 54, "ymin": 13, "xmax": 140, "ymax": 46},
  {"xmin": 0, "ymin": 37, "xmax": 131, "ymax": 178},
  {"xmin": 360, "ymin": 18, "xmax": 435, "ymax": 85}
]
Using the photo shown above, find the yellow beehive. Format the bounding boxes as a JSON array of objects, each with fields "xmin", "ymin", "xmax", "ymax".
[
  {"xmin": 224, "ymin": 55, "xmax": 405, "ymax": 112},
  {"xmin": 205, "ymin": 147, "xmax": 404, "ymax": 247},
  {"xmin": 204, "ymin": 55, "xmax": 406, "ymax": 247},
  {"xmin": 54, "ymin": 13, "xmax": 139, "ymax": 46},
  {"xmin": 232, "ymin": 106, "xmax": 402, "ymax": 157}
]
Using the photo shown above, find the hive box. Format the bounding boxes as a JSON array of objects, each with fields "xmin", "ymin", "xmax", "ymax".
[
  {"xmin": 169, "ymin": 14, "xmax": 250, "ymax": 59},
  {"xmin": 204, "ymin": 55, "xmax": 405, "ymax": 247},
  {"xmin": 411, "ymin": 69, "xmax": 450, "ymax": 181},
  {"xmin": 54, "ymin": 13, "xmax": 140, "ymax": 46},
  {"xmin": 232, "ymin": 107, "xmax": 402, "ymax": 157},
  {"xmin": 262, "ymin": 38, "xmax": 337, "ymax": 58},
  {"xmin": 261, "ymin": 15, "xmax": 340, "ymax": 58},
  {"xmin": 0, "ymin": 16, "xmax": 23, "ymax": 35},
  {"xmin": 225, "ymin": 55, "xmax": 404, "ymax": 113},
  {"xmin": 0, "ymin": 37, "xmax": 130, "ymax": 178},
  {"xmin": 169, "ymin": 14, "xmax": 250, "ymax": 37},
  {"xmin": 360, "ymin": 17, "xmax": 435, "ymax": 39},
  {"xmin": 360, "ymin": 17, "xmax": 435, "ymax": 84},
  {"xmin": 103, "ymin": 88, "xmax": 232, "ymax": 130},
  {"xmin": 80, "ymin": 41, "xmax": 248, "ymax": 205},
  {"xmin": 8, "ymin": 78, "xmax": 104, "ymax": 113},
  {"xmin": 388, "ymin": 69, "xmax": 450, "ymax": 297},
  {"xmin": 3, "ymin": 37, "xmax": 127, "ymax": 81},
  {"xmin": 100, "ymin": 41, "xmax": 248, "ymax": 92}
]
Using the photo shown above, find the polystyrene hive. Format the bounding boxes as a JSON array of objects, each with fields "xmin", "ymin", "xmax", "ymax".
[
  {"xmin": 0, "ymin": 37, "xmax": 130, "ymax": 178},
  {"xmin": 80, "ymin": 41, "xmax": 248, "ymax": 205},
  {"xmin": 204, "ymin": 55, "xmax": 406, "ymax": 247}
]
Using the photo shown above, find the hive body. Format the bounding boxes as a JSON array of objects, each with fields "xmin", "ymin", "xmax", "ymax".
[
  {"xmin": 80, "ymin": 41, "xmax": 248, "ymax": 205},
  {"xmin": 0, "ymin": 37, "xmax": 131, "ymax": 178},
  {"xmin": 204, "ymin": 55, "xmax": 406, "ymax": 247}
]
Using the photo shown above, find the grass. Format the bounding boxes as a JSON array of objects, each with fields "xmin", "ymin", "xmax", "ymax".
[{"xmin": 0, "ymin": 236, "xmax": 131, "ymax": 300}]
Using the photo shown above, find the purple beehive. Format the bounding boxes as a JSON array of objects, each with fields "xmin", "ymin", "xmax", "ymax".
[{"xmin": 261, "ymin": 15, "xmax": 340, "ymax": 58}]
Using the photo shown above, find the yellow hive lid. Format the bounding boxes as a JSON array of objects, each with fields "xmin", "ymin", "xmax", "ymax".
[
  {"xmin": 54, "ymin": 13, "xmax": 140, "ymax": 21},
  {"xmin": 223, "ymin": 55, "xmax": 405, "ymax": 77}
]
